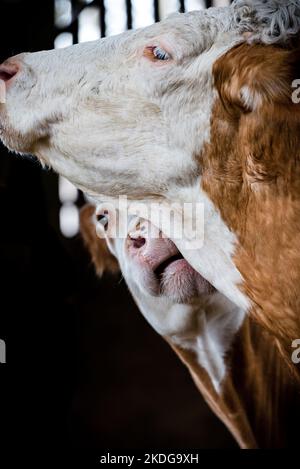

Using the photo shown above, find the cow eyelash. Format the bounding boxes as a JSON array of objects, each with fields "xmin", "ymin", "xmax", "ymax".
[{"xmin": 152, "ymin": 46, "xmax": 170, "ymax": 61}]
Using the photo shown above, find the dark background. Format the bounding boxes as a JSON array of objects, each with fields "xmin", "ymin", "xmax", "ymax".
[{"xmin": 0, "ymin": 0, "xmax": 236, "ymax": 450}]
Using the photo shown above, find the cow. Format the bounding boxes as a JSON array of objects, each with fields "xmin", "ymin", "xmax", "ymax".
[{"xmin": 0, "ymin": 1, "xmax": 300, "ymax": 378}]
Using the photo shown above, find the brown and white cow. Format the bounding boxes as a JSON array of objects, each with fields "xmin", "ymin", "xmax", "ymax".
[
  {"xmin": 0, "ymin": 1, "xmax": 300, "ymax": 378},
  {"xmin": 80, "ymin": 204, "xmax": 300, "ymax": 448}
]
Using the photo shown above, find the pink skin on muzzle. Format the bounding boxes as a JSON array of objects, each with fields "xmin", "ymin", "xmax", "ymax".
[
  {"xmin": 118, "ymin": 218, "xmax": 215, "ymax": 303},
  {"xmin": 0, "ymin": 58, "xmax": 22, "ymax": 103}
]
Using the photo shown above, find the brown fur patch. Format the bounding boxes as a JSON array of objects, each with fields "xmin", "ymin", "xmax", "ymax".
[
  {"xmin": 201, "ymin": 42, "xmax": 300, "ymax": 378},
  {"xmin": 80, "ymin": 204, "xmax": 119, "ymax": 277},
  {"xmin": 170, "ymin": 315, "xmax": 300, "ymax": 448}
]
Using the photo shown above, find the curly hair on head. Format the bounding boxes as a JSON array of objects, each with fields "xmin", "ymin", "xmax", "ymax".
[{"xmin": 233, "ymin": 0, "xmax": 300, "ymax": 45}]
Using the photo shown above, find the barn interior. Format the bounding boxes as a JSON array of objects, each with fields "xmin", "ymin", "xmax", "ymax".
[{"xmin": 0, "ymin": 0, "xmax": 236, "ymax": 450}]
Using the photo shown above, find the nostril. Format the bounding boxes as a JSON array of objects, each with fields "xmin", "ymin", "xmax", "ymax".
[
  {"xmin": 0, "ymin": 64, "xmax": 19, "ymax": 82},
  {"xmin": 0, "ymin": 71, "xmax": 13, "ymax": 81},
  {"xmin": 130, "ymin": 236, "xmax": 146, "ymax": 249}
]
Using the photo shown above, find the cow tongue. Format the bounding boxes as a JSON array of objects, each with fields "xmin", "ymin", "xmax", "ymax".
[{"xmin": 0, "ymin": 80, "xmax": 6, "ymax": 104}]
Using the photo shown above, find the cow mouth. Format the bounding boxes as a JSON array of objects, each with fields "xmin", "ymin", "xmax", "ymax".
[
  {"xmin": 154, "ymin": 253, "xmax": 184, "ymax": 280},
  {"xmin": 152, "ymin": 251, "xmax": 214, "ymax": 302}
]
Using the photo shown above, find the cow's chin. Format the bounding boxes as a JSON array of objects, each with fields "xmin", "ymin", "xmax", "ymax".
[
  {"xmin": 0, "ymin": 105, "xmax": 51, "ymax": 159},
  {"xmin": 0, "ymin": 128, "xmax": 35, "ymax": 155},
  {"xmin": 0, "ymin": 113, "xmax": 34, "ymax": 155},
  {"xmin": 159, "ymin": 258, "xmax": 215, "ymax": 303},
  {"xmin": 140, "ymin": 257, "xmax": 214, "ymax": 304}
]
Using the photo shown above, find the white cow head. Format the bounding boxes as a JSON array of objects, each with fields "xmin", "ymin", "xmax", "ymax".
[{"xmin": 1, "ymin": 1, "xmax": 298, "ymax": 199}]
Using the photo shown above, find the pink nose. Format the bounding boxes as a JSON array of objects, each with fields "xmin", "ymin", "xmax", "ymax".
[
  {"xmin": 0, "ymin": 62, "xmax": 20, "ymax": 83},
  {"xmin": 128, "ymin": 220, "xmax": 181, "ymax": 269},
  {"xmin": 128, "ymin": 221, "xmax": 152, "ymax": 251}
]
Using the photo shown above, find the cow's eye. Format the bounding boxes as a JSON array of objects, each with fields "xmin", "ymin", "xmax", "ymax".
[
  {"xmin": 153, "ymin": 46, "xmax": 170, "ymax": 61},
  {"xmin": 97, "ymin": 213, "xmax": 109, "ymax": 230}
]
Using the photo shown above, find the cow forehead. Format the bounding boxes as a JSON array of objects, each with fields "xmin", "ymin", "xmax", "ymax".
[{"xmin": 26, "ymin": 8, "xmax": 233, "ymax": 67}]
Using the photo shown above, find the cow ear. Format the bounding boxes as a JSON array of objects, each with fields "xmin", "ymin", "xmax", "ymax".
[
  {"xmin": 213, "ymin": 43, "xmax": 300, "ymax": 114},
  {"xmin": 80, "ymin": 204, "xmax": 119, "ymax": 277},
  {"xmin": 233, "ymin": 0, "xmax": 300, "ymax": 46}
]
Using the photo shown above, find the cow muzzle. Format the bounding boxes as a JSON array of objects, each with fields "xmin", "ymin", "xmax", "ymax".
[{"xmin": 0, "ymin": 53, "xmax": 30, "ymax": 103}]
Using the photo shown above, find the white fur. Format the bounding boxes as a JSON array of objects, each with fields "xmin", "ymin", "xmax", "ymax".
[
  {"xmin": 134, "ymin": 288, "xmax": 245, "ymax": 393},
  {"xmin": 240, "ymin": 85, "xmax": 263, "ymax": 110},
  {"xmin": 170, "ymin": 186, "xmax": 251, "ymax": 311}
]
